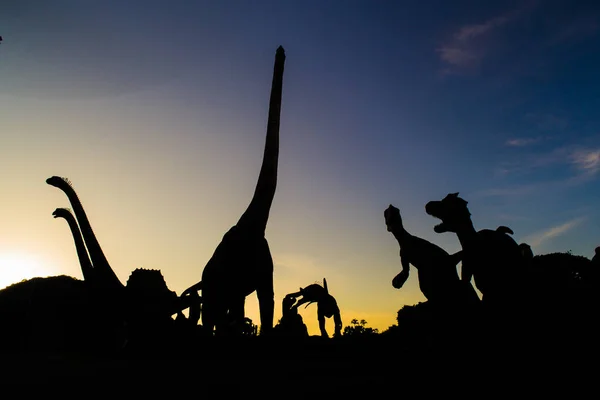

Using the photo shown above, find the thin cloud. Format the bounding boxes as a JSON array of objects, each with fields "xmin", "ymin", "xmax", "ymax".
[
  {"xmin": 436, "ymin": 4, "xmax": 536, "ymax": 73},
  {"xmin": 569, "ymin": 148, "xmax": 600, "ymax": 176},
  {"xmin": 496, "ymin": 145, "xmax": 600, "ymax": 176},
  {"xmin": 436, "ymin": 15, "xmax": 509, "ymax": 69},
  {"xmin": 522, "ymin": 217, "xmax": 586, "ymax": 247},
  {"xmin": 505, "ymin": 137, "xmax": 541, "ymax": 147},
  {"xmin": 484, "ymin": 145, "xmax": 600, "ymax": 198}
]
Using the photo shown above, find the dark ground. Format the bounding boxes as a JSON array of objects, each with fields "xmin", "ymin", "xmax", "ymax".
[{"xmin": 1, "ymin": 334, "xmax": 595, "ymax": 396}]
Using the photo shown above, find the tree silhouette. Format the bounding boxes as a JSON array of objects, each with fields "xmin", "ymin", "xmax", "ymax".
[{"xmin": 343, "ymin": 319, "xmax": 379, "ymax": 336}]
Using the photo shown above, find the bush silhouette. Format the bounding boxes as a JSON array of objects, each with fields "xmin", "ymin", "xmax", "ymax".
[{"xmin": 343, "ymin": 319, "xmax": 379, "ymax": 336}]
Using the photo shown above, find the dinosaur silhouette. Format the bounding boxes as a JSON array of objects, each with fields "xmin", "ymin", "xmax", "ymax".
[
  {"xmin": 384, "ymin": 204, "xmax": 479, "ymax": 308},
  {"xmin": 52, "ymin": 207, "xmax": 95, "ymax": 283},
  {"xmin": 182, "ymin": 46, "xmax": 286, "ymax": 336},
  {"xmin": 286, "ymin": 279, "xmax": 342, "ymax": 338},
  {"xmin": 425, "ymin": 193, "xmax": 525, "ymax": 312},
  {"xmin": 273, "ymin": 293, "xmax": 309, "ymax": 338},
  {"xmin": 47, "ymin": 176, "xmax": 192, "ymax": 344},
  {"xmin": 47, "ymin": 176, "xmax": 124, "ymax": 292}
]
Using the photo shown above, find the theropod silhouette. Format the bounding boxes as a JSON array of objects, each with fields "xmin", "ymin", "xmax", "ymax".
[
  {"xmin": 384, "ymin": 204, "xmax": 479, "ymax": 307},
  {"xmin": 182, "ymin": 46, "xmax": 286, "ymax": 336},
  {"xmin": 425, "ymin": 193, "xmax": 525, "ymax": 312},
  {"xmin": 286, "ymin": 279, "xmax": 342, "ymax": 338}
]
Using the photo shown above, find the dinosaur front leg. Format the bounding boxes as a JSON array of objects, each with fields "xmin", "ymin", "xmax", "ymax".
[
  {"xmin": 256, "ymin": 281, "xmax": 274, "ymax": 335},
  {"xmin": 333, "ymin": 311, "xmax": 342, "ymax": 337}
]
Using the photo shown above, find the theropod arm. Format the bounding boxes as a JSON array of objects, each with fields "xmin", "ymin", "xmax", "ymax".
[
  {"xmin": 392, "ymin": 257, "xmax": 410, "ymax": 289},
  {"xmin": 449, "ymin": 250, "xmax": 463, "ymax": 266},
  {"xmin": 392, "ymin": 270, "xmax": 409, "ymax": 289},
  {"xmin": 461, "ymin": 262, "xmax": 473, "ymax": 282}
]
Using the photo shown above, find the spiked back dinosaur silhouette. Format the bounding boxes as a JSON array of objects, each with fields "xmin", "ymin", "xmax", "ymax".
[{"xmin": 183, "ymin": 46, "xmax": 286, "ymax": 336}]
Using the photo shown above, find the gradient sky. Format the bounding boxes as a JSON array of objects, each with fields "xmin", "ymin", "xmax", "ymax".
[{"xmin": 1, "ymin": 0, "xmax": 600, "ymax": 335}]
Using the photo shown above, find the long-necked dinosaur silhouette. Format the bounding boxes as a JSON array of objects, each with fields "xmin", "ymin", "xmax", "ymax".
[
  {"xmin": 384, "ymin": 204, "xmax": 479, "ymax": 307},
  {"xmin": 52, "ymin": 207, "xmax": 96, "ymax": 283},
  {"xmin": 47, "ymin": 176, "xmax": 124, "ymax": 292},
  {"xmin": 182, "ymin": 46, "xmax": 286, "ymax": 336},
  {"xmin": 47, "ymin": 176, "xmax": 192, "ymax": 337},
  {"xmin": 425, "ymin": 193, "xmax": 525, "ymax": 310},
  {"xmin": 286, "ymin": 278, "xmax": 342, "ymax": 338}
]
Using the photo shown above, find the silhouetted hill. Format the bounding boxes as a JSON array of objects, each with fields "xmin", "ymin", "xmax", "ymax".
[{"xmin": 0, "ymin": 275, "xmax": 123, "ymax": 355}]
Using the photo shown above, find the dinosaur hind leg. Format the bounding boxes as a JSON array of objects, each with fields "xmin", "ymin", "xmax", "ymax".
[{"xmin": 201, "ymin": 293, "xmax": 225, "ymax": 336}]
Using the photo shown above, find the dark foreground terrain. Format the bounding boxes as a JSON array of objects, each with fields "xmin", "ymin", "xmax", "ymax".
[
  {"xmin": 1, "ymin": 275, "xmax": 597, "ymax": 395},
  {"xmin": 1, "ymin": 333, "xmax": 595, "ymax": 396}
]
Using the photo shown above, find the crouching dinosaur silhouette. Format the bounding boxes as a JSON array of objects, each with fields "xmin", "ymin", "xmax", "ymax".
[
  {"xmin": 425, "ymin": 193, "xmax": 526, "ymax": 317},
  {"xmin": 286, "ymin": 279, "xmax": 342, "ymax": 338},
  {"xmin": 273, "ymin": 294, "xmax": 309, "ymax": 338},
  {"xmin": 183, "ymin": 46, "xmax": 286, "ymax": 336},
  {"xmin": 384, "ymin": 204, "xmax": 479, "ymax": 309}
]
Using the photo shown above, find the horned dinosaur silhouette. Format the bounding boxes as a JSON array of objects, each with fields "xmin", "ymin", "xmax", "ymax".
[
  {"xmin": 47, "ymin": 177, "xmax": 193, "ymax": 343},
  {"xmin": 425, "ymin": 193, "xmax": 526, "ymax": 313},
  {"xmin": 182, "ymin": 46, "xmax": 286, "ymax": 336},
  {"xmin": 286, "ymin": 279, "xmax": 342, "ymax": 338},
  {"xmin": 384, "ymin": 204, "xmax": 479, "ymax": 308}
]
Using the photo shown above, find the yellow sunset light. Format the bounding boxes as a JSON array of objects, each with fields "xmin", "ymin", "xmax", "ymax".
[{"xmin": 0, "ymin": 253, "xmax": 50, "ymax": 290}]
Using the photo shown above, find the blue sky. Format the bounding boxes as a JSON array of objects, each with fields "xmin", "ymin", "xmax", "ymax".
[{"xmin": 1, "ymin": 0, "xmax": 599, "ymax": 333}]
